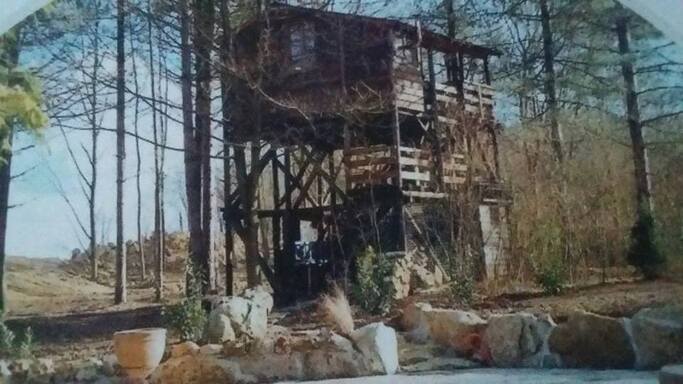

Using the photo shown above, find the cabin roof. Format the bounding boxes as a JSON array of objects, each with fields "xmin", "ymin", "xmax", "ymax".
[{"xmin": 237, "ymin": 3, "xmax": 501, "ymax": 59}]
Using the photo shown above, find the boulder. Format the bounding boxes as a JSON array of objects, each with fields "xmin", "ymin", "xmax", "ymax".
[
  {"xmin": 301, "ymin": 333, "xmax": 367, "ymax": 380},
  {"xmin": 350, "ymin": 323, "xmax": 399, "ymax": 375},
  {"xmin": 212, "ymin": 296, "xmax": 268, "ymax": 340},
  {"xmin": 8, "ymin": 359, "xmax": 32, "ymax": 376},
  {"xmin": 483, "ymin": 313, "xmax": 556, "ymax": 368},
  {"xmin": 242, "ymin": 285, "xmax": 274, "ymax": 315},
  {"xmin": 199, "ymin": 344, "xmax": 223, "ymax": 356},
  {"xmin": 171, "ymin": 341, "xmax": 200, "ymax": 358},
  {"xmin": 0, "ymin": 360, "xmax": 10, "ymax": 377},
  {"xmin": 548, "ymin": 311, "xmax": 635, "ymax": 369},
  {"xmin": 206, "ymin": 312, "xmax": 236, "ymax": 344},
  {"xmin": 397, "ymin": 332, "xmax": 480, "ymax": 373},
  {"xmin": 400, "ymin": 302, "xmax": 432, "ymax": 332},
  {"xmin": 74, "ymin": 358, "xmax": 103, "ymax": 382},
  {"xmin": 150, "ymin": 354, "xmax": 234, "ymax": 384},
  {"xmin": 630, "ymin": 306, "xmax": 683, "ymax": 369},
  {"xmin": 660, "ymin": 365, "xmax": 683, "ymax": 384},
  {"xmin": 400, "ymin": 303, "xmax": 486, "ymax": 355},
  {"xmin": 423, "ymin": 308, "xmax": 487, "ymax": 356},
  {"xmin": 32, "ymin": 358, "xmax": 55, "ymax": 377},
  {"xmin": 391, "ymin": 257, "xmax": 412, "ymax": 300},
  {"xmin": 101, "ymin": 354, "xmax": 119, "ymax": 377}
]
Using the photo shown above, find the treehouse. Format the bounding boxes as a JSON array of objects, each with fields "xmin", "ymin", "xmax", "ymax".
[{"xmin": 225, "ymin": 3, "xmax": 510, "ymax": 303}]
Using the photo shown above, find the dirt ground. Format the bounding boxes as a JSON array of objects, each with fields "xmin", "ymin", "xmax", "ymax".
[
  {"xmin": 6, "ymin": 256, "xmax": 185, "ymax": 317},
  {"xmin": 4, "ymin": 256, "xmax": 683, "ymax": 364}
]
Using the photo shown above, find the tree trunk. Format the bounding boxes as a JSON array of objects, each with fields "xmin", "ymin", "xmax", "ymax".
[
  {"xmin": 233, "ymin": 148, "xmax": 260, "ymax": 286},
  {"xmin": 194, "ymin": 0, "xmax": 215, "ymax": 292},
  {"xmin": 0, "ymin": 24, "xmax": 23, "ymax": 314},
  {"xmin": 114, "ymin": 0, "xmax": 127, "ymax": 305},
  {"xmin": 219, "ymin": 0, "xmax": 234, "ymax": 296},
  {"xmin": 130, "ymin": 15, "xmax": 146, "ymax": 281},
  {"xmin": 616, "ymin": 13, "xmax": 653, "ymax": 214},
  {"xmin": 159, "ymin": 37, "xmax": 169, "ymax": 302},
  {"xmin": 539, "ymin": 0, "xmax": 564, "ymax": 163},
  {"xmin": 148, "ymin": 0, "xmax": 163, "ymax": 301},
  {"xmin": 180, "ymin": 0, "xmax": 203, "ymax": 294},
  {"xmin": 89, "ymin": 8, "xmax": 100, "ymax": 282}
]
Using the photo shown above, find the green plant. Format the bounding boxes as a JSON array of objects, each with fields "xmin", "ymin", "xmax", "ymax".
[
  {"xmin": 0, "ymin": 322, "xmax": 34, "ymax": 359},
  {"xmin": 451, "ymin": 262, "xmax": 475, "ymax": 306},
  {"xmin": 16, "ymin": 327, "xmax": 33, "ymax": 359},
  {"xmin": 0, "ymin": 323, "xmax": 15, "ymax": 358},
  {"xmin": 535, "ymin": 259, "xmax": 566, "ymax": 295},
  {"xmin": 351, "ymin": 246, "xmax": 395, "ymax": 315},
  {"xmin": 163, "ymin": 263, "xmax": 207, "ymax": 342},
  {"xmin": 627, "ymin": 210, "xmax": 666, "ymax": 280}
]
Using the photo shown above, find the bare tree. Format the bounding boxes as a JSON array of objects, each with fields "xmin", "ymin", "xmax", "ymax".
[
  {"xmin": 115, "ymin": 0, "xmax": 128, "ymax": 305},
  {"xmin": 615, "ymin": 11, "xmax": 653, "ymax": 215},
  {"xmin": 219, "ymin": 0, "xmax": 234, "ymax": 295},
  {"xmin": 129, "ymin": 7, "xmax": 146, "ymax": 281},
  {"xmin": 147, "ymin": 0, "xmax": 164, "ymax": 301},
  {"xmin": 539, "ymin": 0, "xmax": 564, "ymax": 163},
  {"xmin": 194, "ymin": 0, "xmax": 216, "ymax": 291}
]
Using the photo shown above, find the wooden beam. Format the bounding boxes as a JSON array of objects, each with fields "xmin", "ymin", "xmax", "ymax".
[
  {"xmin": 293, "ymin": 167, "xmax": 320, "ymax": 209},
  {"xmin": 300, "ymin": 146, "xmax": 348, "ymax": 204},
  {"xmin": 277, "ymin": 147, "xmax": 319, "ymax": 208},
  {"xmin": 274, "ymin": 155, "xmax": 318, "ymax": 208}
]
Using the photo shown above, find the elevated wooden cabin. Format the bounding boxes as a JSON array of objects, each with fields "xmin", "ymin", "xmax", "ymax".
[{"xmin": 225, "ymin": 3, "xmax": 509, "ymax": 302}]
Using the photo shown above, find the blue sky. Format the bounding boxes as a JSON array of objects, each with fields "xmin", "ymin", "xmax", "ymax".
[
  {"xmin": 8, "ymin": 54, "xmax": 188, "ymax": 258},
  {"xmin": 6, "ymin": 0, "xmax": 427, "ymax": 259},
  {"xmin": 5, "ymin": 0, "xmax": 682, "ymax": 258}
]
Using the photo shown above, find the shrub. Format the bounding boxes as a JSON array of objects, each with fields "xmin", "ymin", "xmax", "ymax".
[
  {"xmin": 535, "ymin": 259, "xmax": 566, "ymax": 295},
  {"xmin": 451, "ymin": 268, "xmax": 475, "ymax": 305},
  {"xmin": 0, "ymin": 322, "xmax": 34, "ymax": 359},
  {"xmin": 163, "ymin": 263, "xmax": 207, "ymax": 342},
  {"xmin": 351, "ymin": 246, "xmax": 395, "ymax": 315},
  {"xmin": 319, "ymin": 285, "xmax": 354, "ymax": 337},
  {"xmin": 627, "ymin": 210, "xmax": 666, "ymax": 280}
]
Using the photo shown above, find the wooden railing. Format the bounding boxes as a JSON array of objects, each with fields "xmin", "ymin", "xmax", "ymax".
[
  {"xmin": 346, "ymin": 145, "xmax": 481, "ymax": 197},
  {"xmin": 345, "ymin": 145, "xmax": 398, "ymax": 189},
  {"xmin": 345, "ymin": 145, "xmax": 495, "ymax": 200},
  {"xmin": 395, "ymin": 79, "xmax": 494, "ymax": 118},
  {"xmin": 396, "ymin": 80, "xmax": 425, "ymax": 113},
  {"xmin": 435, "ymin": 82, "xmax": 494, "ymax": 117},
  {"xmin": 443, "ymin": 153, "xmax": 468, "ymax": 186},
  {"xmin": 398, "ymin": 146, "xmax": 437, "ymax": 196}
]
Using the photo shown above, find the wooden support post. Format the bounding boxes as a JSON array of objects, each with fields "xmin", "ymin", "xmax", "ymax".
[
  {"xmin": 483, "ymin": 55, "xmax": 492, "ymax": 85},
  {"xmin": 343, "ymin": 124, "xmax": 351, "ymax": 192},
  {"xmin": 389, "ymin": 30, "xmax": 408, "ymax": 253},
  {"xmin": 224, "ymin": 146, "xmax": 234, "ymax": 296},
  {"xmin": 329, "ymin": 153, "xmax": 337, "ymax": 207},
  {"xmin": 272, "ymin": 150, "xmax": 282, "ymax": 283},
  {"xmin": 282, "ymin": 148, "xmax": 300, "ymax": 282},
  {"xmin": 426, "ymin": 49, "xmax": 445, "ymax": 190}
]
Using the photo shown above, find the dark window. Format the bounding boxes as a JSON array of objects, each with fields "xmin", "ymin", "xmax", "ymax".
[{"xmin": 289, "ymin": 22, "xmax": 316, "ymax": 70}]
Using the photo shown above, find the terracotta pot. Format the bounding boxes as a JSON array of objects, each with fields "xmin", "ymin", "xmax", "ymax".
[{"xmin": 113, "ymin": 328, "xmax": 167, "ymax": 379}]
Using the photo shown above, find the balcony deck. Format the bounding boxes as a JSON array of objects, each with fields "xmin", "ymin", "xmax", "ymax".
[
  {"xmin": 344, "ymin": 145, "xmax": 471, "ymax": 199},
  {"xmin": 395, "ymin": 79, "xmax": 495, "ymax": 119}
]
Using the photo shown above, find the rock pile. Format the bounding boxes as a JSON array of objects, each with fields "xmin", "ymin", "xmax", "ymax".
[
  {"xmin": 399, "ymin": 302, "xmax": 683, "ymax": 371},
  {"xmin": 153, "ymin": 324, "xmax": 399, "ymax": 384},
  {"xmin": 153, "ymin": 287, "xmax": 399, "ymax": 384}
]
